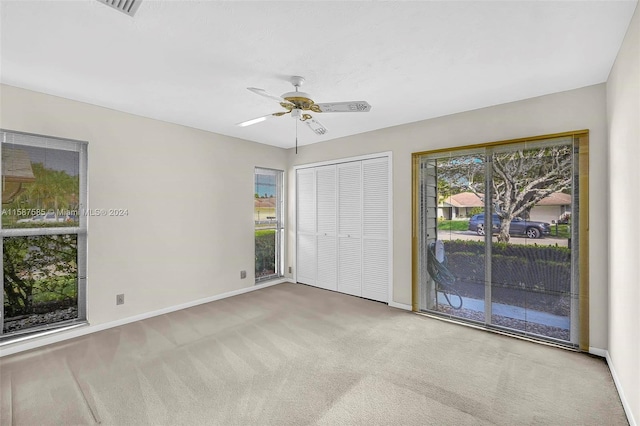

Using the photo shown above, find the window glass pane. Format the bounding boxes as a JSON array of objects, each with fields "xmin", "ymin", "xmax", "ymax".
[
  {"xmin": 255, "ymin": 168, "xmax": 282, "ymax": 282},
  {"xmin": 2, "ymin": 145, "xmax": 80, "ymax": 228},
  {"xmin": 420, "ymin": 152, "xmax": 487, "ymax": 324},
  {"xmin": 3, "ymin": 234, "xmax": 78, "ymax": 334},
  {"xmin": 490, "ymin": 142, "xmax": 573, "ymax": 342},
  {"xmin": 255, "ymin": 229, "xmax": 276, "ymax": 278},
  {"xmin": 254, "ymin": 172, "xmax": 276, "ymax": 224}
]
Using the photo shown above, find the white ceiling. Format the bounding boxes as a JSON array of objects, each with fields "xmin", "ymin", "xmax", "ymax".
[{"xmin": 1, "ymin": 0, "xmax": 637, "ymax": 149}]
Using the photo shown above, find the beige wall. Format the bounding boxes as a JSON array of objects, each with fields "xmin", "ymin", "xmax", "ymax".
[
  {"xmin": 607, "ymin": 3, "xmax": 640, "ymax": 423},
  {"xmin": 0, "ymin": 84, "xmax": 288, "ymax": 330},
  {"xmin": 286, "ymin": 84, "xmax": 609, "ymax": 350}
]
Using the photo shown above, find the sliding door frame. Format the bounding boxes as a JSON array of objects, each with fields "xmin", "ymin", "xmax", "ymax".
[{"xmin": 412, "ymin": 130, "xmax": 589, "ymax": 350}]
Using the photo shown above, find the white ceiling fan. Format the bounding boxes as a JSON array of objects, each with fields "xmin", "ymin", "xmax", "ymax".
[{"xmin": 237, "ymin": 76, "xmax": 372, "ymax": 137}]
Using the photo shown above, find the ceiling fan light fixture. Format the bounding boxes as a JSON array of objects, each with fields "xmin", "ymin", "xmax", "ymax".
[{"xmin": 238, "ymin": 116, "xmax": 267, "ymax": 127}]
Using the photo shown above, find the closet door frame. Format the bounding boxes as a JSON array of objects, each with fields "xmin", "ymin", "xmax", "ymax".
[{"xmin": 293, "ymin": 152, "xmax": 393, "ymax": 304}]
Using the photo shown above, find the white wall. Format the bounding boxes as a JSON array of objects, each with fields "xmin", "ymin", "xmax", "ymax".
[
  {"xmin": 287, "ymin": 84, "xmax": 609, "ymax": 350},
  {"xmin": 607, "ymin": 3, "xmax": 640, "ymax": 424},
  {"xmin": 0, "ymin": 84, "xmax": 287, "ymax": 348}
]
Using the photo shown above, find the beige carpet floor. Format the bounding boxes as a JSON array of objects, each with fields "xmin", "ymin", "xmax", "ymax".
[{"xmin": 0, "ymin": 282, "xmax": 627, "ymax": 425}]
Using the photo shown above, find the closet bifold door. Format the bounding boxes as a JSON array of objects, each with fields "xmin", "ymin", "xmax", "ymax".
[
  {"xmin": 316, "ymin": 165, "xmax": 338, "ymax": 291},
  {"xmin": 362, "ymin": 158, "xmax": 390, "ymax": 302},
  {"xmin": 296, "ymin": 168, "xmax": 317, "ymax": 286},
  {"xmin": 337, "ymin": 161, "xmax": 362, "ymax": 297}
]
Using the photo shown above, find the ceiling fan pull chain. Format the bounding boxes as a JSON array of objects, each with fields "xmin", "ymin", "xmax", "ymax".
[{"xmin": 295, "ymin": 119, "xmax": 298, "ymax": 154}]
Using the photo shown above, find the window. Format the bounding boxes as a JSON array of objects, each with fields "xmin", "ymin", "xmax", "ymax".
[
  {"xmin": 254, "ymin": 168, "xmax": 283, "ymax": 282},
  {"xmin": 413, "ymin": 132, "xmax": 588, "ymax": 347},
  {"xmin": 1, "ymin": 130, "xmax": 87, "ymax": 340}
]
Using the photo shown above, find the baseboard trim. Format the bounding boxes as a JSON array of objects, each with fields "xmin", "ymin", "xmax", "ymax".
[
  {"xmin": 388, "ymin": 301, "xmax": 412, "ymax": 311},
  {"xmin": 588, "ymin": 346, "xmax": 607, "ymax": 358},
  {"xmin": 605, "ymin": 350, "xmax": 637, "ymax": 426},
  {"xmin": 0, "ymin": 279, "xmax": 286, "ymax": 358}
]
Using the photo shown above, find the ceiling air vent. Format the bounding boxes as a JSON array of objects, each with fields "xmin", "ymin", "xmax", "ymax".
[{"xmin": 96, "ymin": 0, "xmax": 142, "ymax": 17}]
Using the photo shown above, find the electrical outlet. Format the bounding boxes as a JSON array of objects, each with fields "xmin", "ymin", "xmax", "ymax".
[
  {"xmin": 116, "ymin": 294, "xmax": 124, "ymax": 305},
  {"xmin": 240, "ymin": 270, "xmax": 247, "ymax": 279},
  {"xmin": 288, "ymin": 266, "xmax": 292, "ymax": 274}
]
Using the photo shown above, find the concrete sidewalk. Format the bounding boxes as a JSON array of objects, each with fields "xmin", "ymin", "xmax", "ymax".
[{"xmin": 437, "ymin": 293, "xmax": 570, "ymax": 330}]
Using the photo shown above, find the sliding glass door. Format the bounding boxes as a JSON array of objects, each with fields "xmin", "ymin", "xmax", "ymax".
[
  {"xmin": 415, "ymin": 133, "xmax": 583, "ymax": 346},
  {"xmin": 487, "ymin": 141, "xmax": 576, "ymax": 341},
  {"xmin": 418, "ymin": 150, "xmax": 487, "ymax": 323}
]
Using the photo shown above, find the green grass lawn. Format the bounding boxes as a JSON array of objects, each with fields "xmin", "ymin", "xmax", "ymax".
[
  {"xmin": 550, "ymin": 224, "xmax": 571, "ymax": 239},
  {"xmin": 437, "ymin": 220, "xmax": 470, "ymax": 231}
]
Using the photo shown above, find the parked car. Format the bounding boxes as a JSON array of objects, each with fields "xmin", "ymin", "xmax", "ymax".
[
  {"xmin": 468, "ymin": 213, "xmax": 551, "ymax": 239},
  {"xmin": 15, "ymin": 212, "xmax": 77, "ymax": 224},
  {"xmin": 16, "ymin": 214, "xmax": 41, "ymax": 224}
]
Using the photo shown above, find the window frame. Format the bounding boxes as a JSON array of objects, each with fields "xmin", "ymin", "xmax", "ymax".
[
  {"xmin": 254, "ymin": 167, "xmax": 284, "ymax": 283},
  {"xmin": 0, "ymin": 129, "xmax": 88, "ymax": 341}
]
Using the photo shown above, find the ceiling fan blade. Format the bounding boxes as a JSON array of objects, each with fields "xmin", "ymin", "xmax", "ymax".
[
  {"xmin": 237, "ymin": 111, "xmax": 288, "ymax": 127},
  {"xmin": 314, "ymin": 101, "xmax": 372, "ymax": 113},
  {"xmin": 247, "ymin": 87, "xmax": 286, "ymax": 103},
  {"xmin": 305, "ymin": 116, "xmax": 328, "ymax": 136}
]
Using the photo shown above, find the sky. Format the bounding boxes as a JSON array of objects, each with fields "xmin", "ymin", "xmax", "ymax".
[
  {"xmin": 255, "ymin": 174, "xmax": 276, "ymax": 197},
  {"xmin": 10, "ymin": 145, "xmax": 80, "ymax": 176}
]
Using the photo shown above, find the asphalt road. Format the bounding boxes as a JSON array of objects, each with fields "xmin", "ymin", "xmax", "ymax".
[{"xmin": 438, "ymin": 230, "xmax": 570, "ymax": 247}]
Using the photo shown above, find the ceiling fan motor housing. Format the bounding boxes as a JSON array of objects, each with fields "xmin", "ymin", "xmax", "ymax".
[{"xmin": 281, "ymin": 91, "xmax": 316, "ymax": 110}]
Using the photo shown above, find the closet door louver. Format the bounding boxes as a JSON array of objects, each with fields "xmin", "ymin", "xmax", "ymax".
[
  {"xmin": 316, "ymin": 165, "xmax": 337, "ymax": 291},
  {"xmin": 337, "ymin": 162, "xmax": 362, "ymax": 297},
  {"xmin": 362, "ymin": 158, "xmax": 390, "ymax": 302},
  {"xmin": 296, "ymin": 168, "xmax": 316, "ymax": 285},
  {"xmin": 296, "ymin": 156, "xmax": 390, "ymax": 303}
]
